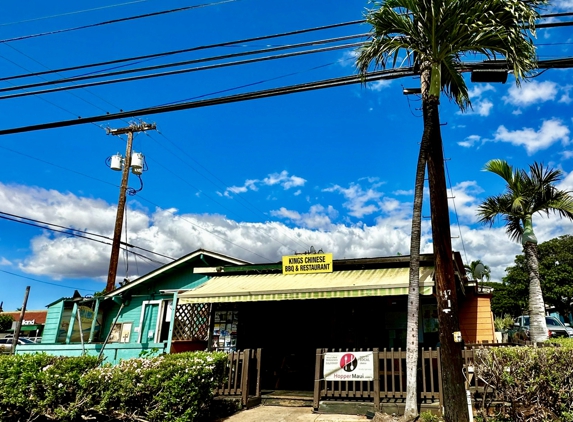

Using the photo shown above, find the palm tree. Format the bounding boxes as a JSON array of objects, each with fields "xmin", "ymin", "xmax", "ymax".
[
  {"xmin": 465, "ymin": 260, "xmax": 491, "ymax": 281},
  {"xmin": 356, "ymin": 1, "xmax": 542, "ymax": 420},
  {"xmin": 465, "ymin": 260, "xmax": 491, "ymax": 291},
  {"xmin": 478, "ymin": 160, "xmax": 573, "ymax": 343}
]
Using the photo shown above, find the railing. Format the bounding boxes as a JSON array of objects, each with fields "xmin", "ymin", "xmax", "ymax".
[
  {"xmin": 216, "ymin": 348, "xmax": 262, "ymax": 407},
  {"xmin": 313, "ymin": 348, "xmax": 442, "ymax": 410}
]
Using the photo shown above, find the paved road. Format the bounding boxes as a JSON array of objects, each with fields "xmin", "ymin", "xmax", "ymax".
[{"xmin": 214, "ymin": 406, "xmax": 369, "ymax": 422}]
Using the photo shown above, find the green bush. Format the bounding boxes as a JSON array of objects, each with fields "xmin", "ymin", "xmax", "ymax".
[
  {"xmin": 0, "ymin": 353, "xmax": 100, "ymax": 421},
  {"xmin": 493, "ymin": 314, "xmax": 514, "ymax": 332},
  {"xmin": 0, "ymin": 351, "xmax": 228, "ymax": 422},
  {"xmin": 473, "ymin": 345, "xmax": 573, "ymax": 421},
  {"xmin": 79, "ymin": 351, "xmax": 228, "ymax": 422}
]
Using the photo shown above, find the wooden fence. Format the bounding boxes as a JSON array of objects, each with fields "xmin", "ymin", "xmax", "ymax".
[
  {"xmin": 216, "ymin": 348, "xmax": 262, "ymax": 407},
  {"xmin": 313, "ymin": 348, "xmax": 442, "ymax": 410}
]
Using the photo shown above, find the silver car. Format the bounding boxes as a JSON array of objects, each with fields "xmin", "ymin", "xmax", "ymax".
[
  {"xmin": 0, "ymin": 337, "xmax": 35, "ymax": 354},
  {"xmin": 511, "ymin": 315, "xmax": 573, "ymax": 341}
]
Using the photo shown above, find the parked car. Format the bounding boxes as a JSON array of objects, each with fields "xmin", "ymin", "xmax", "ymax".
[
  {"xmin": 509, "ymin": 315, "xmax": 573, "ymax": 342},
  {"xmin": 0, "ymin": 337, "xmax": 35, "ymax": 354}
]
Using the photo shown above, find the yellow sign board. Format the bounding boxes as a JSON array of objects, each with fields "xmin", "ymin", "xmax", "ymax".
[{"xmin": 282, "ymin": 253, "xmax": 333, "ymax": 274}]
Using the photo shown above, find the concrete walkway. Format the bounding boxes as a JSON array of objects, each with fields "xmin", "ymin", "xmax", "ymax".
[{"xmin": 214, "ymin": 406, "xmax": 370, "ymax": 422}]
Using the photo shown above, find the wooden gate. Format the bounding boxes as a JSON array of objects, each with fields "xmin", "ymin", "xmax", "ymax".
[
  {"xmin": 313, "ymin": 348, "xmax": 442, "ymax": 411},
  {"xmin": 216, "ymin": 348, "xmax": 262, "ymax": 407}
]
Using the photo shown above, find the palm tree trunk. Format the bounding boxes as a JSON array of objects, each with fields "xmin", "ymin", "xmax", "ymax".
[
  {"xmin": 524, "ymin": 242, "xmax": 548, "ymax": 342},
  {"xmin": 424, "ymin": 91, "xmax": 469, "ymax": 422},
  {"xmin": 403, "ymin": 70, "xmax": 431, "ymax": 422}
]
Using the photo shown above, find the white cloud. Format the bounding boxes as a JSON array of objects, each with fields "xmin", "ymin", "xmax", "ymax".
[
  {"xmin": 337, "ymin": 50, "xmax": 357, "ymax": 67},
  {"xmin": 323, "ymin": 182, "xmax": 384, "ymax": 218},
  {"xmin": 458, "ymin": 134, "xmax": 482, "ymax": 148},
  {"xmin": 271, "ymin": 204, "xmax": 338, "ymax": 230},
  {"xmin": 0, "ymin": 257, "xmax": 12, "ymax": 266},
  {"xmin": 468, "ymin": 84, "xmax": 495, "ymax": 99},
  {"xmin": 493, "ymin": 119, "xmax": 570, "ymax": 155},
  {"xmin": 224, "ymin": 171, "xmax": 306, "ymax": 197},
  {"xmin": 503, "ymin": 80, "xmax": 558, "ymax": 107},
  {"xmin": 393, "ymin": 189, "xmax": 414, "ymax": 196},
  {"xmin": 4, "ymin": 179, "xmax": 573, "ymax": 287},
  {"xmin": 367, "ymin": 80, "xmax": 392, "ymax": 91},
  {"xmin": 559, "ymin": 85, "xmax": 573, "ymax": 104},
  {"xmin": 460, "ymin": 99, "xmax": 493, "ymax": 117},
  {"xmin": 447, "ymin": 181, "xmax": 484, "ymax": 224}
]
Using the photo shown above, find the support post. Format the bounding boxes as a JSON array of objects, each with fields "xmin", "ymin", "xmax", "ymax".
[
  {"xmin": 88, "ymin": 298, "xmax": 101, "ymax": 343},
  {"xmin": 166, "ymin": 292, "xmax": 178, "ymax": 354},
  {"xmin": 11, "ymin": 286, "xmax": 30, "ymax": 355},
  {"xmin": 66, "ymin": 302, "xmax": 78, "ymax": 344},
  {"xmin": 105, "ymin": 122, "xmax": 156, "ymax": 293}
]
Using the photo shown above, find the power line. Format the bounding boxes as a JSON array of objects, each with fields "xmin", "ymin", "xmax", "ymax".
[
  {"xmin": 0, "ymin": 68, "xmax": 411, "ymax": 135},
  {"xmin": 0, "ymin": 1, "xmax": 151, "ymax": 27},
  {"xmin": 0, "ymin": 20, "xmax": 364, "ymax": 82},
  {"xmin": 0, "ymin": 210, "xmax": 175, "ymax": 262},
  {"xmin": 0, "ymin": 35, "xmax": 367, "ymax": 94},
  {"xmin": 0, "ymin": 42, "xmax": 366, "ymax": 100},
  {"xmin": 0, "ymin": 10, "xmax": 565, "ymax": 83},
  {"xmin": 146, "ymin": 131, "xmax": 312, "ymax": 252},
  {"xmin": 0, "ymin": 55, "xmax": 572, "ymax": 136},
  {"xmin": 0, "ymin": 0, "xmax": 238, "ymax": 44},
  {"xmin": 0, "ymin": 269, "xmax": 93, "ymax": 292}
]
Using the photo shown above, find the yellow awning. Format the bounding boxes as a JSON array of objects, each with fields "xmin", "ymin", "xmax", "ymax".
[{"xmin": 178, "ymin": 267, "xmax": 434, "ymax": 304}]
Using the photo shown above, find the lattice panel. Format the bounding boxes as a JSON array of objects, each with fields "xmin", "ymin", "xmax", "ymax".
[{"xmin": 173, "ymin": 303, "xmax": 210, "ymax": 341}]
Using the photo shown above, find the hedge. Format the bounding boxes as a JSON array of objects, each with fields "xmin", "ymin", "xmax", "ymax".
[
  {"xmin": 473, "ymin": 341, "xmax": 573, "ymax": 422},
  {"xmin": 0, "ymin": 351, "xmax": 228, "ymax": 422}
]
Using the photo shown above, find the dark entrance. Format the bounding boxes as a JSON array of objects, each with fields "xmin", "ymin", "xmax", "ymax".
[{"xmin": 233, "ymin": 296, "xmax": 409, "ymax": 391}]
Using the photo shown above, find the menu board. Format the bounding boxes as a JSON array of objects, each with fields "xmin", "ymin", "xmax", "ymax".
[{"xmin": 212, "ymin": 310, "xmax": 238, "ymax": 352}]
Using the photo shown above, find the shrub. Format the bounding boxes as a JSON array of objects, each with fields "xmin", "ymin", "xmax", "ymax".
[
  {"xmin": 0, "ymin": 351, "xmax": 228, "ymax": 422},
  {"xmin": 79, "ymin": 351, "xmax": 228, "ymax": 422},
  {"xmin": 0, "ymin": 353, "xmax": 100, "ymax": 421},
  {"xmin": 473, "ymin": 345, "xmax": 573, "ymax": 421},
  {"xmin": 493, "ymin": 314, "xmax": 514, "ymax": 332}
]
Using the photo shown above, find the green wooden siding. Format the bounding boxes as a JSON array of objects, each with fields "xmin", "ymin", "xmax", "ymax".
[{"xmin": 42, "ymin": 300, "xmax": 65, "ymax": 343}]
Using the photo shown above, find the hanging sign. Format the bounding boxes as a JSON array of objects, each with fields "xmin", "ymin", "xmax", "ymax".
[
  {"xmin": 282, "ymin": 253, "xmax": 333, "ymax": 274},
  {"xmin": 323, "ymin": 351, "xmax": 374, "ymax": 381}
]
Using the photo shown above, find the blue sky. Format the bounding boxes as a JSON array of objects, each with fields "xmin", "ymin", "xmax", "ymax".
[{"xmin": 1, "ymin": 0, "xmax": 573, "ymax": 311}]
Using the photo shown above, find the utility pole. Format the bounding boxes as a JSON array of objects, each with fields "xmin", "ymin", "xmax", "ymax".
[
  {"xmin": 105, "ymin": 122, "xmax": 156, "ymax": 293},
  {"xmin": 11, "ymin": 286, "xmax": 30, "ymax": 355}
]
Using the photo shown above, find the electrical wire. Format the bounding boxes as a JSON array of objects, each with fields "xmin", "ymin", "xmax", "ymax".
[
  {"xmin": 0, "ymin": 0, "xmax": 238, "ymax": 44},
  {"xmin": 0, "ymin": 269, "xmax": 93, "ymax": 292},
  {"xmin": 0, "ymin": 210, "xmax": 176, "ymax": 261},
  {"xmin": 0, "ymin": 35, "xmax": 368, "ymax": 93},
  {"xmin": 0, "ymin": 20, "xmax": 364, "ymax": 82},
  {"xmin": 146, "ymin": 132, "xmax": 312, "ymax": 252},
  {"xmin": 444, "ymin": 159, "xmax": 469, "ymax": 265},
  {"xmin": 0, "ymin": 1, "xmax": 152, "ymax": 27},
  {"xmin": 0, "ymin": 144, "xmax": 118, "ymax": 187},
  {"xmin": 0, "ymin": 42, "xmax": 366, "ymax": 100},
  {"xmin": 0, "ymin": 68, "xmax": 412, "ymax": 135}
]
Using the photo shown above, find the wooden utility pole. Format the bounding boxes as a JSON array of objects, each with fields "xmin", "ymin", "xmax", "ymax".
[
  {"xmin": 105, "ymin": 122, "xmax": 156, "ymax": 293},
  {"xmin": 11, "ymin": 286, "xmax": 30, "ymax": 355}
]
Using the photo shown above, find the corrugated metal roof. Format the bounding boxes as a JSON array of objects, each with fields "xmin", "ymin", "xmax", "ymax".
[{"xmin": 178, "ymin": 267, "xmax": 434, "ymax": 303}]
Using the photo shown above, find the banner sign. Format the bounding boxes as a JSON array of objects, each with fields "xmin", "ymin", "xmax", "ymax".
[
  {"xmin": 282, "ymin": 253, "xmax": 333, "ymax": 274},
  {"xmin": 324, "ymin": 351, "xmax": 374, "ymax": 381}
]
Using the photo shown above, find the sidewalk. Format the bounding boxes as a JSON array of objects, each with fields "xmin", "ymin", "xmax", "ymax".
[{"xmin": 214, "ymin": 405, "xmax": 370, "ymax": 422}]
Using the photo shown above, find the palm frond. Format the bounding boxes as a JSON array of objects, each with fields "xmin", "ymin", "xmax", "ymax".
[{"xmin": 483, "ymin": 159, "xmax": 515, "ymax": 184}]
